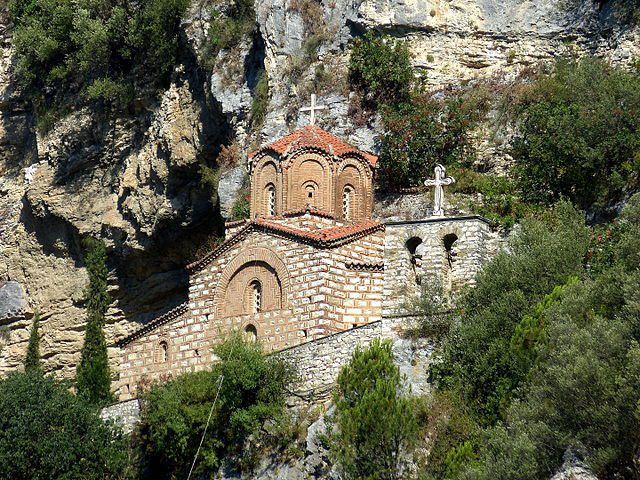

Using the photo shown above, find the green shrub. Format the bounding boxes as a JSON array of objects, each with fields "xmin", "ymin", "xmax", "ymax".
[
  {"xmin": 327, "ymin": 338, "xmax": 418, "ymax": 480},
  {"xmin": 0, "ymin": 371, "xmax": 130, "ymax": 480},
  {"xmin": 9, "ymin": 0, "xmax": 189, "ymax": 116},
  {"xmin": 250, "ymin": 70, "xmax": 269, "ymax": 129},
  {"xmin": 432, "ymin": 196, "xmax": 640, "ymax": 478},
  {"xmin": 433, "ymin": 202, "xmax": 591, "ymax": 424},
  {"xmin": 231, "ymin": 186, "xmax": 251, "ymax": 220},
  {"xmin": 349, "ymin": 31, "xmax": 414, "ymax": 108},
  {"xmin": 450, "ymin": 167, "xmax": 538, "ymax": 228},
  {"xmin": 140, "ymin": 333, "xmax": 295, "ymax": 479},
  {"xmin": 206, "ymin": 0, "xmax": 255, "ymax": 59},
  {"xmin": 379, "ymin": 95, "xmax": 477, "ymax": 190},
  {"xmin": 512, "ymin": 57, "xmax": 640, "ymax": 211}
]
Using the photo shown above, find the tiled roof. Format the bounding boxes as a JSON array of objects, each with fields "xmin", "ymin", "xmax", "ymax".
[
  {"xmin": 249, "ymin": 125, "xmax": 378, "ymax": 166},
  {"xmin": 188, "ymin": 218, "xmax": 384, "ymax": 273},
  {"xmin": 115, "ymin": 303, "xmax": 189, "ymax": 347}
]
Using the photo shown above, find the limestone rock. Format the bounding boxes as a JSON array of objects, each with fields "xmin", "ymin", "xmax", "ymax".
[
  {"xmin": 218, "ymin": 166, "xmax": 247, "ymax": 219},
  {"xmin": 550, "ymin": 451, "xmax": 599, "ymax": 480},
  {"xmin": 0, "ymin": 281, "xmax": 29, "ymax": 323}
]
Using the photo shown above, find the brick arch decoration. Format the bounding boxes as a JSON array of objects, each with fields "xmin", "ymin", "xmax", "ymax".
[
  {"xmin": 284, "ymin": 151, "xmax": 333, "ymax": 212},
  {"xmin": 214, "ymin": 247, "xmax": 290, "ymax": 318},
  {"xmin": 335, "ymin": 156, "xmax": 373, "ymax": 221},
  {"xmin": 251, "ymin": 155, "xmax": 283, "ymax": 217}
]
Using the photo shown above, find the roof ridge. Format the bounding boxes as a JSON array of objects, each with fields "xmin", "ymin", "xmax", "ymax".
[{"xmin": 248, "ymin": 125, "xmax": 378, "ymax": 167}]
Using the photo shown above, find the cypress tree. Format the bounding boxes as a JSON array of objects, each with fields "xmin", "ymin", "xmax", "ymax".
[
  {"xmin": 76, "ymin": 237, "xmax": 113, "ymax": 405},
  {"xmin": 24, "ymin": 310, "xmax": 41, "ymax": 371}
]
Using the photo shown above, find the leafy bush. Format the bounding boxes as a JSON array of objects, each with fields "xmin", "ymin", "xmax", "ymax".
[
  {"xmin": 327, "ymin": 338, "xmax": 418, "ymax": 480},
  {"xmin": 512, "ymin": 57, "xmax": 640, "ymax": 211},
  {"xmin": 206, "ymin": 0, "xmax": 255, "ymax": 58},
  {"xmin": 433, "ymin": 202, "xmax": 591, "ymax": 424},
  {"xmin": 0, "ymin": 371, "xmax": 130, "ymax": 480},
  {"xmin": 349, "ymin": 31, "xmax": 414, "ymax": 108},
  {"xmin": 379, "ymin": 95, "xmax": 477, "ymax": 190},
  {"xmin": 466, "ymin": 283, "xmax": 640, "ymax": 479},
  {"xmin": 250, "ymin": 69, "xmax": 269, "ymax": 129},
  {"xmin": 429, "ymin": 195, "xmax": 640, "ymax": 478},
  {"xmin": 139, "ymin": 333, "xmax": 295, "ymax": 479},
  {"xmin": 9, "ymin": 0, "xmax": 189, "ymax": 114},
  {"xmin": 24, "ymin": 310, "xmax": 41, "ymax": 371},
  {"xmin": 450, "ymin": 167, "xmax": 538, "ymax": 228}
]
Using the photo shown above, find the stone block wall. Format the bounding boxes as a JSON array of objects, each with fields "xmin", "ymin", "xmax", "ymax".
[
  {"xmin": 383, "ymin": 215, "xmax": 499, "ymax": 315},
  {"xmin": 100, "ymin": 399, "xmax": 141, "ymax": 434},
  {"xmin": 278, "ymin": 316, "xmax": 434, "ymax": 406}
]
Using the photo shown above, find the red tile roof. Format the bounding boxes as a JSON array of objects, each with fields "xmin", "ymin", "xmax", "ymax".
[
  {"xmin": 249, "ymin": 125, "xmax": 378, "ymax": 167},
  {"xmin": 188, "ymin": 218, "xmax": 384, "ymax": 273}
]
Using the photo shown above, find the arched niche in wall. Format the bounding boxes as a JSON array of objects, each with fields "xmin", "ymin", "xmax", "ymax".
[
  {"xmin": 405, "ymin": 236, "xmax": 424, "ymax": 285},
  {"xmin": 214, "ymin": 247, "xmax": 290, "ymax": 318},
  {"xmin": 287, "ymin": 153, "xmax": 331, "ymax": 211},
  {"xmin": 251, "ymin": 156, "xmax": 281, "ymax": 217},
  {"xmin": 335, "ymin": 158, "xmax": 370, "ymax": 221}
]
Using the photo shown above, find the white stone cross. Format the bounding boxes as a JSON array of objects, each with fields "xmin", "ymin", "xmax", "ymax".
[
  {"xmin": 299, "ymin": 94, "xmax": 328, "ymax": 125},
  {"xmin": 424, "ymin": 164, "xmax": 455, "ymax": 217}
]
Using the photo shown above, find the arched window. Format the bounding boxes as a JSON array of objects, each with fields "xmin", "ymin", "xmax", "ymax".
[
  {"xmin": 157, "ymin": 341, "xmax": 168, "ymax": 363},
  {"xmin": 406, "ymin": 237, "xmax": 424, "ymax": 285},
  {"xmin": 245, "ymin": 324, "xmax": 258, "ymax": 343},
  {"xmin": 265, "ymin": 184, "xmax": 276, "ymax": 216},
  {"xmin": 250, "ymin": 280, "xmax": 262, "ymax": 314},
  {"xmin": 305, "ymin": 184, "xmax": 315, "ymax": 202},
  {"xmin": 443, "ymin": 233, "xmax": 459, "ymax": 269},
  {"xmin": 342, "ymin": 186, "xmax": 353, "ymax": 220}
]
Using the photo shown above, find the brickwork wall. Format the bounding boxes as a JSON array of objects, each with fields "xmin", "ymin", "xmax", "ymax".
[
  {"xmin": 117, "ymin": 228, "xmax": 384, "ymax": 400},
  {"xmin": 250, "ymin": 151, "xmax": 373, "ymax": 221},
  {"xmin": 383, "ymin": 216, "xmax": 502, "ymax": 315}
]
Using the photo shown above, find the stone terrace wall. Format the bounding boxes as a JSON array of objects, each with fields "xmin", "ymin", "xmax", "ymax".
[
  {"xmin": 100, "ymin": 399, "xmax": 141, "ymax": 434},
  {"xmin": 278, "ymin": 317, "xmax": 434, "ymax": 406}
]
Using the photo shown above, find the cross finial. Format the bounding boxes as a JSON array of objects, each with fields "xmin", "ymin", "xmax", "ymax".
[
  {"xmin": 299, "ymin": 94, "xmax": 328, "ymax": 125},
  {"xmin": 424, "ymin": 164, "xmax": 455, "ymax": 217}
]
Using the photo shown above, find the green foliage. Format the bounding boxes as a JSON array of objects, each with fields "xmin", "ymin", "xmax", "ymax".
[
  {"xmin": 140, "ymin": 333, "xmax": 295, "ymax": 479},
  {"xmin": 417, "ymin": 391, "xmax": 480, "ymax": 479},
  {"xmin": 250, "ymin": 70, "xmax": 269, "ymax": 129},
  {"xmin": 0, "ymin": 370, "xmax": 130, "ymax": 480},
  {"xmin": 433, "ymin": 202, "xmax": 591, "ymax": 424},
  {"xmin": 24, "ymin": 310, "xmax": 41, "ymax": 372},
  {"xmin": 509, "ymin": 277, "xmax": 578, "ymax": 369},
  {"xmin": 430, "ymin": 195, "xmax": 640, "ymax": 478},
  {"xmin": 206, "ymin": 0, "xmax": 255, "ymax": 58},
  {"xmin": 9, "ymin": 0, "xmax": 189, "ymax": 116},
  {"xmin": 512, "ymin": 57, "xmax": 640, "ymax": 211},
  {"xmin": 379, "ymin": 95, "xmax": 477, "ymax": 190},
  {"xmin": 404, "ymin": 281, "xmax": 454, "ymax": 340},
  {"xmin": 76, "ymin": 237, "xmax": 113, "ymax": 406},
  {"xmin": 450, "ymin": 167, "xmax": 539, "ymax": 228},
  {"xmin": 349, "ymin": 31, "xmax": 414, "ymax": 108},
  {"xmin": 327, "ymin": 338, "xmax": 418, "ymax": 480},
  {"xmin": 231, "ymin": 186, "xmax": 251, "ymax": 220}
]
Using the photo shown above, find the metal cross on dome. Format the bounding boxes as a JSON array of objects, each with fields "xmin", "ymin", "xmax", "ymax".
[
  {"xmin": 424, "ymin": 164, "xmax": 455, "ymax": 217},
  {"xmin": 299, "ymin": 94, "xmax": 328, "ymax": 125}
]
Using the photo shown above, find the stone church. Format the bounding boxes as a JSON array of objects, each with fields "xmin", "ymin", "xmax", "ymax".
[{"xmin": 116, "ymin": 123, "xmax": 495, "ymax": 401}]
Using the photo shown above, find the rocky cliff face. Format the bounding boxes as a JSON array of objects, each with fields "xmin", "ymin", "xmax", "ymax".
[{"xmin": 0, "ymin": 0, "xmax": 638, "ymax": 378}]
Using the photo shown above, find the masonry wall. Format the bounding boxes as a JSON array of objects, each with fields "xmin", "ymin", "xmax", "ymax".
[
  {"xmin": 117, "ymin": 228, "xmax": 384, "ymax": 400},
  {"xmin": 277, "ymin": 316, "xmax": 434, "ymax": 406},
  {"xmin": 384, "ymin": 216, "xmax": 499, "ymax": 315}
]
